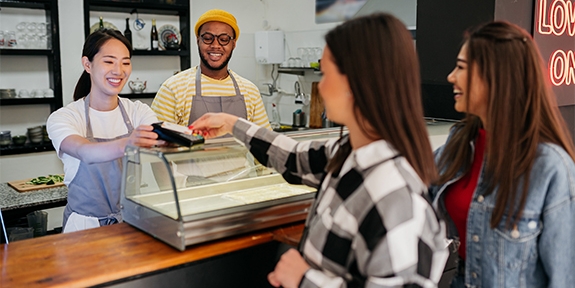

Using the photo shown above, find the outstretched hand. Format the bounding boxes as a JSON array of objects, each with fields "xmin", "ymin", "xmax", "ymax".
[
  {"xmin": 188, "ymin": 113, "xmax": 239, "ymax": 139},
  {"xmin": 127, "ymin": 124, "xmax": 165, "ymax": 148}
]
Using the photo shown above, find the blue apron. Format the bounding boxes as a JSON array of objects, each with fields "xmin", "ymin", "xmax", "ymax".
[{"xmin": 63, "ymin": 94, "xmax": 134, "ymax": 231}]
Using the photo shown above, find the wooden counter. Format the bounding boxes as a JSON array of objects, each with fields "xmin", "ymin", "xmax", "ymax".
[{"xmin": 0, "ymin": 221, "xmax": 304, "ymax": 287}]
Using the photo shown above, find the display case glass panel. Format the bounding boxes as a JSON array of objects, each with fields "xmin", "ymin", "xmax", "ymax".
[{"xmin": 121, "ymin": 127, "xmax": 342, "ymax": 250}]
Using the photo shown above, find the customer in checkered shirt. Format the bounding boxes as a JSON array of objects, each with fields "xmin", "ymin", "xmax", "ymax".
[{"xmin": 190, "ymin": 13, "xmax": 449, "ymax": 288}]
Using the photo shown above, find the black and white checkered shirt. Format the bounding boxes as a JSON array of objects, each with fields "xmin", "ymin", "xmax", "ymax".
[{"xmin": 233, "ymin": 119, "xmax": 448, "ymax": 288}]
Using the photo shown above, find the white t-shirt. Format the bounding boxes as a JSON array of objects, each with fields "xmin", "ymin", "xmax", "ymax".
[{"xmin": 47, "ymin": 97, "xmax": 158, "ymax": 185}]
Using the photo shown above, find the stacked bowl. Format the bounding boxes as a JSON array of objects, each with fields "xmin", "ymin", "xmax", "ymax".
[
  {"xmin": 0, "ymin": 89, "xmax": 16, "ymax": 99},
  {"xmin": 27, "ymin": 126, "xmax": 44, "ymax": 144},
  {"xmin": 0, "ymin": 131, "xmax": 11, "ymax": 147}
]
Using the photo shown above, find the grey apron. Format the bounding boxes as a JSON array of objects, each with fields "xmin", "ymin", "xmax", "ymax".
[
  {"xmin": 63, "ymin": 94, "xmax": 134, "ymax": 228},
  {"xmin": 187, "ymin": 67, "xmax": 248, "ymax": 125}
]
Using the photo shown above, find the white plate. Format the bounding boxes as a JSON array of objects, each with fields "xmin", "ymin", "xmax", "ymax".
[
  {"xmin": 90, "ymin": 21, "xmax": 119, "ymax": 34},
  {"xmin": 158, "ymin": 24, "xmax": 181, "ymax": 50}
]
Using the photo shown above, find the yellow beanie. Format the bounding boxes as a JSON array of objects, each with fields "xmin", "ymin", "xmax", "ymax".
[{"xmin": 195, "ymin": 9, "xmax": 240, "ymax": 40}]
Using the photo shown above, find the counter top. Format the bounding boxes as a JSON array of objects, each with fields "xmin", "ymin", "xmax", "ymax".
[
  {"xmin": 0, "ymin": 221, "xmax": 305, "ymax": 287},
  {"xmin": 0, "ymin": 183, "xmax": 67, "ymax": 211}
]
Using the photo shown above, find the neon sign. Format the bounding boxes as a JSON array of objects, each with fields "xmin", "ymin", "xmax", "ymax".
[
  {"xmin": 536, "ymin": 0, "xmax": 574, "ymax": 87},
  {"xmin": 538, "ymin": 0, "xmax": 575, "ymax": 36}
]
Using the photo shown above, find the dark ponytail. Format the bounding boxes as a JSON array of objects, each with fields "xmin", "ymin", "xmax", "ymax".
[
  {"xmin": 72, "ymin": 28, "xmax": 132, "ymax": 101},
  {"xmin": 73, "ymin": 71, "xmax": 92, "ymax": 101}
]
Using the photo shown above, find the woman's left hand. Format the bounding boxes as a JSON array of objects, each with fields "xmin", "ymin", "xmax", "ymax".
[{"xmin": 268, "ymin": 248, "xmax": 310, "ymax": 288}]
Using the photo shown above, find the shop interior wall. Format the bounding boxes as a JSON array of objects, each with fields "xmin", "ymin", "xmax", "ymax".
[
  {"xmin": 0, "ymin": 0, "xmax": 430, "ymax": 231},
  {"xmin": 0, "ymin": 0, "xmax": 420, "ymax": 183}
]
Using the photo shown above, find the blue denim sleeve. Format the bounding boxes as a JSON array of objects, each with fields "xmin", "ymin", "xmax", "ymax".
[{"xmin": 537, "ymin": 146, "xmax": 575, "ymax": 287}]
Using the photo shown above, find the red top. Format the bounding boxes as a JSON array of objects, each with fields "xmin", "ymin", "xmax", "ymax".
[{"xmin": 444, "ymin": 128, "xmax": 486, "ymax": 260}]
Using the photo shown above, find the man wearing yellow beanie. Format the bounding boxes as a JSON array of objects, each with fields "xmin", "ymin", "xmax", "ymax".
[{"xmin": 151, "ymin": 9, "xmax": 271, "ymax": 130}]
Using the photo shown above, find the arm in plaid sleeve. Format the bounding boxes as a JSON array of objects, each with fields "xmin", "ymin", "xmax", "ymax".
[
  {"xmin": 297, "ymin": 145, "xmax": 448, "ymax": 288},
  {"xmin": 232, "ymin": 118, "xmax": 335, "ymax": 188}
]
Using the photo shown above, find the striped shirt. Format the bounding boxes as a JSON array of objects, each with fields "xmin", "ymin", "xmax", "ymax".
[
  {"xmin": 233, "ymin": 119, "xmax": 449, "ymax": 288},
  {"xmin": 151, "ymin": 66, "xmax": 271, "ymax": 129}
]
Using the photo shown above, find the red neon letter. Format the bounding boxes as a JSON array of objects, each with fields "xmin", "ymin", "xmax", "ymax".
[
  {"xmin": 552, "ymin": 0, "xmax": 567, "ymax": 35},
  {"xmin": 549, "ymin": 50, "xmax": 575, "ymax": 86},
  {"xmin": 568, "ymin": 0, "xmax": 575, "ymax": 36},
  {"xmin": 539, "ymin": 0, "xmax": 553, "ymax": 34}
]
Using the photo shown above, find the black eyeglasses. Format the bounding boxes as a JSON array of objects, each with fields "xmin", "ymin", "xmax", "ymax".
[{"xmin": 200, "ymin": 32, "xmax": 234, "ymax": 46}]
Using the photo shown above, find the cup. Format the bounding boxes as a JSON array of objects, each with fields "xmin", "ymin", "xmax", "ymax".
[
  {"xmin": 294, "ymin": 57, "xmax": 302, "ymax": 67},
  {"xmin": 288, "ymin": 57, "xmax": 296, "ymax": 67},
  {"xmin": 16, "ymin": 22, "xmax": 27, "ymax": 32},
  {"xmin": 292, "ymin": 110, "xmax": 306, "ymax": 127},
  {"xmin": 27, "ymin": 211, "xmax": 48, "ymax": 237},
  {"xmin": 0, "ymin": 131, "xmax": 11, "ymax": 147},
  {"xmin": 26, "ymin": 22, "xmax": 37, "ymax": 33},
  {"xmin": 43, "ymin": 88, "xmax": 54, "ymax": 98},
  {"xmin": 18, "ymin": 89, "xmax": 30, "ymax": 98},
  {"xmin": 32, "ymin": 89, "xmax": 44, "ymax": 98},
  {"xmin": 27, "ymin": 34, "xmax": 39, "ymax": 49},
  {"xmin": 35, "ymin": 22, "xmax": 47, "ymax": 36},
  {"xmin": 17, "ymin": 33, "xmax": 28, "ymax": 48},
  {"xmin": 8, "ymin": 227, "xmax": 34, "ymax": 242},
  {"xmin": 7, "ymin": 31, "xmax": 17, "ymax": 48},
  {"xmin": 38, "ymin": 35, "xmax": 48, "ymax": 49}
]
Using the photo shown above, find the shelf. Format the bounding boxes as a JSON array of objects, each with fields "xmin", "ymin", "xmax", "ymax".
[
  {"xmin": 278, "ymin": 67, "xmax": 321, "ymax": 76},
  {"xmin": 84, "ymin": 0, "xmax": 191, "ymax": 70},
  {"xmin": 0, "ymin": 142, "xmax": 55, "ymax": 156},
  {"xmin": 0, "ymin": 98, "xmax": 58, "ymax": 106},
  {"xmin": 0, "ymin": 49, "xmax": 53, "ymax": 56},
  {"xmin": 0, "ymin": 0, "xmax": 63, "ymax": 156},
  {"xmin": 87, "ymin": 0, "xmax": 188, "ymax": 15},
  {"xmin": 132, "ymin": 49, "xmax": 189, "ymax": 56},
  {"xmin": 0, "ymin": 0, "xmax": 52, "ymax": 10},
  {"xmin": 119, "ymin": 92, "xmax": 156, "ymax": 99}
]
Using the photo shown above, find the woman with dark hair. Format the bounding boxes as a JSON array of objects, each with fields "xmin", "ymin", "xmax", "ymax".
[
  {"xmin": 47, "ymin": 29, "xmax": 163, "ymax": 233},
  {"xmin": 190, "ymin": 13, "xmax": 448, "ymax": 288},
  {"xmin": 431, "ymin": 21, "xmax": 575, "ymax": 287}
]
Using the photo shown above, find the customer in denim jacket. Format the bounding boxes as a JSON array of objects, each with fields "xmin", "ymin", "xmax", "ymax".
[{"xmin": 429, "ymin": 21, "xmax": 575, "ymax": 288}]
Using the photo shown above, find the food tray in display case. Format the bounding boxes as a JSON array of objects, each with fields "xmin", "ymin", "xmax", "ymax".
[{"xmin": 121, "ymin": 127, "xmax": 343, "ymax": 251}]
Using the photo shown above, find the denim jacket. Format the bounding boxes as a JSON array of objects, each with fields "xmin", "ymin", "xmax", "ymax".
[{"xmin": 430, "ymin": 127, "xmax": 575, "ymax": 288}]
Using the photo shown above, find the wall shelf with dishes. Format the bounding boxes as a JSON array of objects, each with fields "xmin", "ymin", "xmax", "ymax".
[
  {"xmin": 0, "ymin": 0, "xmax": 62, "ymax": 156},
  {"xmin": 0, "ymin": 0, "xmax": 63, "ymax": 112},
  {"xmin": 277, "ymin": 67, "xmax": 322, "ymax": 76},
  {"xmin": 0, "ymin": 142, "xmax": 55, "ymax": 156},
  {"xmin": 83, "ymin": 0, "xmax": 191, "ymax": 99}
]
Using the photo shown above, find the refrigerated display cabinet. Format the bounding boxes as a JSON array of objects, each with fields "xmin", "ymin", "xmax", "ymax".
[{"xmin": 121, "ymin": 128, "xmax": 343, "ymax": 250}]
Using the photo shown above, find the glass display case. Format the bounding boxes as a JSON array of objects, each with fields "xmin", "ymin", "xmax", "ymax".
[{"xmin": 121, "ymin": 127, "xmax": 343, "ymax": 251}]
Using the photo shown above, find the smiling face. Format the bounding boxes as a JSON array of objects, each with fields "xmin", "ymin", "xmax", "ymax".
[
  {"xmin": 197, "ymin": 21, "xmax": 236, "ymax": 74},
  {"xmin": 83, "ymin": 38, "xmax": 131, "ymax": 98},
  {"xmin": 447, "ymin": 43, "xmax": 489, "ymax": 124},
  {"xmin": 318, "ymin": 46, "xmax": 354, "ymax": 126}
]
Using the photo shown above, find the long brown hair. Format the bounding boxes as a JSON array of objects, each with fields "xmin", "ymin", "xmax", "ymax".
[
  {"xmin": 437, "ymin": 21, "xmax": 575, "ymax": 228},
  {"xmin": 324, "ymin": 13, "xmax": 437, "ymax": 185},
  {"xmin": 73, "ymin": 29, "xmax": 132, "ymax": 101}
]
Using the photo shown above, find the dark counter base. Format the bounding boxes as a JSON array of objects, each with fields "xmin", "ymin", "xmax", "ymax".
[{"xmin": 100, "ymin": 241, "xmax": 292, "ymax": 288}]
